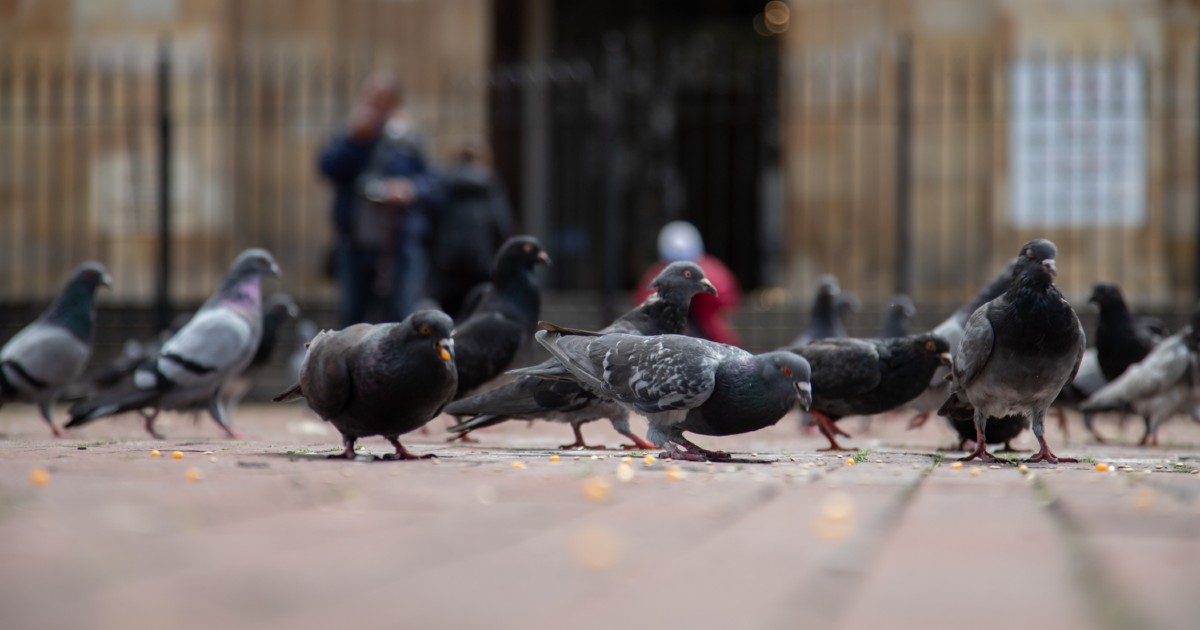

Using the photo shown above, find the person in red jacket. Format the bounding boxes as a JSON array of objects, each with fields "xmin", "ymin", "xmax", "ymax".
[{"xmin": 633, "ymin": 221, "xmax": 743, "ymax": 347}]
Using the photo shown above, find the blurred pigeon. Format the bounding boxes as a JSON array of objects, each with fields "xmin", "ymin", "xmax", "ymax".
[
  {"xmin": 451, "ymin": 235, "xmax": 550, "ymax": 398},
  {"xmin": 1049, "ymin": 348, "xmax": 1108, "ymax": 441},
  {"xmin": 905, "ymin": 258, "xmax": 1016, "ymax": 428},
  {"xmin": 1090, "ymin": 282, "xmax": 1166, "ymax": 382},
  {"xmin": 518, "ymin": 327, "xmax": 812, "ymax": 461},
  {"xmin": 791, "ymin": 275, "xmax": 855, "ymax": 345},
  {"xmin": 273, "ymin": 310, "xmax": 457, "ymax": 459},
  {"xmin": 0, "ymin": 263, "xmax": 112, "ymax": 437},
  {"xmin": 66, "ymin": 249, "xmax": 280, "ymax": 439},
  {"xmin": 942, "ymin": 407, "xmax": 1030, "ymax": 452},
  {"xmin": 445, "ymin": 261, "xmax": 717, "ymax": 449},
  {"xmin": 938, "ymin": 239, "xmax": 1085, "ymax": 464},
  {"xmin": 880, "ymin": 294, "xmax": 916, "ymax": 338},
  {"xmin": 1080, "ymin": 308, "xmax": 1200, "ymax": 446},
  {"xmin": 219, "ymin": 293, "xmax": 299, "ymax": 409},
  {"xmin": 289, "ymin": 319, "xmax": 319, "ymax": 384},
  {"xmin": 785, "ymin": 333, "xmax": 950, "ymax": 449}
]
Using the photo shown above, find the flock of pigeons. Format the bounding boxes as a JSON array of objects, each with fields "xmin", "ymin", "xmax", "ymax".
[{"xmin": 2, "ymin": 236, "xmax": 1197, "ymax": 464}]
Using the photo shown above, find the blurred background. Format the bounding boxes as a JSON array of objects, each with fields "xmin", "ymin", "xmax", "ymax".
[{"xmin": 1, "ymin": 0, "xmax": 1198, "ymax": 391}]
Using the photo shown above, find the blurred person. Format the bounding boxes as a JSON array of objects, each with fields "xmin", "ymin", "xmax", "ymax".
[
  {"xmin": 427, "ymin": 142, "xmax": 516, "ymax": 319},
  {"xmin": 633, "ymin": 220, "xmax": 743, "ymax": 346},
  {"xmin": 317, "ymin": 72, "xmax": 445, "ymax": 327}
]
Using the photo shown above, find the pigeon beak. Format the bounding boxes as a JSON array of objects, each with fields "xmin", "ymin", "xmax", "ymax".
[
  {"xmin": 939, "ymin": 352, "xmax": 952, "ymax": 367},
  {"xmin": 700, "ymin": 277, "xmax": 718, "ymax": 296},
  {"xmin": 1041, "ymin": 259, "xmax": 1056, "ymax": 277},
  {"xmin": 537, "ymin": 251, "xmax": 552, "ymax": 267},
  {"xmin": 100, "ymin": 273, "xmax": 114, "ymax": 289},
  {"xmin": 437, "ymin": 338, "xmax": 455, "ymax": 363},
  {"xmin": 269, "ymin": 261, "xmax": 282, "ymax": 278},
  {"xmin": 795, "ymin": 381, "xmax": 813, "ymax": 411}
]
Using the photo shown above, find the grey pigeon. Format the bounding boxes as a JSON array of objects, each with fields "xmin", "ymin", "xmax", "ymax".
[
  {"xmin": 273, "ymin": 310, "xmax": 457, "ymax": 460},
  {"xmin": 219, "ymin": 293, "xmax": 300, "ymax": 410},
  {"xmin": 792, "ymin": 275, "xmax": 855, "ymax": 345},
  {"xmin": 451, "ymin": 235, "xmax": 550, "ymax": 398},
  {"xmin": 938, "ymin": 239, "xmax": 1085, "ymax": 464},
  {"xmin": 785, "ymin": 333, "xmax": 950, "ymax": 450},
  {"xmin": 905, "ymin": 258, "xmax": 1017, "ymax": 428},
  {"xmin": 880, "ymin": 294, "xmax": 916, "ymax": 338},
  {"xmin": 1079, "ymin": 308, "xmax": 1200, "ymax": 446},
  {"xmin": 517, "ymin": 327, "xmax": 812, "ymax": 461},
  {"xmin": 444, "ymin": 261, "xmax": 717, "ymax": 449},
  {"xmin": 0, "ymin": 263, "xmax": 112, "ymax": 437},
  {"xmin": 66, "ymin": 249, "xmax": 280, "ymax": 439}
]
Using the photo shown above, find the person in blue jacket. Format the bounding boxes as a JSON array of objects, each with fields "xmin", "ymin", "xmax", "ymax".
[{"xmin": 317, "ymin": 72, "xmax": 444, "ymax": 327}]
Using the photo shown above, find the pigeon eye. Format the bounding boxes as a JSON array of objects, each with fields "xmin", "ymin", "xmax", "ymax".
[
  {"xmin": 925, "ymin": 341, "xmax": 936, "ymax": 352},
  {"xmin": 684, "ymin": 270, "xmax": 693, "ymax": 278},
  {"xmin": 419, "ymin": 324, "xmax": 431, "ymax": 336},
  {"xmin": 781, "ymin": 365, "xmax": 792, "ymax": 377},
  {"xmin": 523, "ymin": 244, "xmax": 534, "ymax": 254}
]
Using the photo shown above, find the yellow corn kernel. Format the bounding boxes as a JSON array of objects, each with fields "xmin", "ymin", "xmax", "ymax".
[
  {"xmin": 511, "ymin": 461, "xmax": 526, "ymax": 470},
  {"xmin": 845, "ymin": 458, "xmax": 856, "ymax": 466},
  {"xmin": 184, "ymin": 468, "xmax": 203, "ymax": 482},
  {"xmin": 582, "ymin": 477, "xmax": 611, "ymax": 502},
  {"xmin": 665, "ymin": 466, "xmax": 687, "ymax": 481},
  {"xmin": 171, "ymin": 451, "xmax": 184, "ymax": 460},
  {"xmin": 150, "ymin": 450, "xmax": 161, "ymax": 458},
  {"xmin": 1095, "ymin": 463, "xmax": 1110, "ymax": 472},
  {"xmin": 950, "ymin": 461, "xmax": 964, "ymax": 470},
  {"xmin": 642, "ymin": 455, "xmax": 656, "ymax": 465},
  {"xmin": 549, "ymin": 455, "xmax": 560, "ymax": 462},
  {"xmin": 29, "ymin": 468, "xmax": 50, "ymax": 487}
]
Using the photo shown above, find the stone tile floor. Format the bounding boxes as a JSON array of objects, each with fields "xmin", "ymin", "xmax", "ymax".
[{"xmin": 1, "ymin": 405, "xmax": 1197, "ymax": 630}]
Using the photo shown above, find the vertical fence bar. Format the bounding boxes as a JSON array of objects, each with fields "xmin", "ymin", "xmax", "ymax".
[
  {"xmin": 894, "ymin": 35, "xmax": 913, "ymax": 296},
  {"xmin": 1195, "ymin": 44, "xmax": 1200, "ymax": 302},
  {"xmin": 156, "ymin": 38, "xmax": 173, "ymax": 331}
]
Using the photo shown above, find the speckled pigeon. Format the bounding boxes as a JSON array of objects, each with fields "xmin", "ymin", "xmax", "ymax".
[
  {"xmin": 66, "ymin": 249, "xmax": 280, "ymax": 439},
  {"xmin": 1080, "ymin": 307, "xmax": 1200, "ymax": 446},
  {"xmin": 445, "ymin": 261, "xmax": 717, "ymax": 449},
  {"xmin": 0, "ymin": 262, "xmax": 111, "ymax": 437},
  {"xmin": 451, "ymin": 235, "xmax": 550, "ymax": 398},
  {"xmin": 274, "ymin": 310, "xmax": 457, "ymax": 460},
  {"xmin": 938, "ymin": 239, "xmax": 1085, "ymax": 464},
  {"xmin": 519, "ymin": 328, "xmax": 812, "ymax": 461},
  {"xmin": 785, "ymin": 333, "xmax": 950, "ymax": 450}
]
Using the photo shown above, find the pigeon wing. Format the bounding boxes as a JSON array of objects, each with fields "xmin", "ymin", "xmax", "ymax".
[
  {"xmin": 952, "ymin": 303, "xmax": 996, "ymax": 389},
  {"xmin": 793, "ymin": 337, "xmax": 881, "ymax": 399},
  {"xmin": 155, "ymin": 308, "xmax": 255, "ymax": 388},
  {"xmin": 0, "ymin": 324, "xmax": 89, "ymax": 392},
  {"xmin": 1083, "ymin": 333, "xmax": 1192, "ymax": 409}
]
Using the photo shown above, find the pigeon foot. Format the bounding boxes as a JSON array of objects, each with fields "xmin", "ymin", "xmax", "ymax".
[
  {"xmin": 1025, "ymin": 436, "xmax": 1076, "ymax": 464},
  {"xmin": 661, "ymin": 439, "xmax": 731, "ymax": 462},
  {"xmin": 618, "ymin": 432, "xmax": 657, "ymax": 450},
  {"xmin": 49, "ymin": 424, "xmax": 66, "ymax": 438},
  {"xmin": 385, "ymin": 437, "xmax": 436, "ymax": 460},
  {"xmin": 907, "ymin": 411, "xmax": 931, "ymax": 430},
  {"xmin": 559, "ymin": 441, "xmax": 606, "ymax": 450},
  {"xmin": 959, "ymin": 443, "xmax": 1003, "ymax": 463}
]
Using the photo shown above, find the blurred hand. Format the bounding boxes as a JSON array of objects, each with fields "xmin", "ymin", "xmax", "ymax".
[{"xmin": 381, "ymin": 177, "xmax": 417, "ymax": 205}]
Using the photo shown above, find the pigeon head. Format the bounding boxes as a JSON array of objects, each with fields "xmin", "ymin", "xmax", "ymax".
[
  {"xmin": 914, "ymin": 333, "xmax": 952, "ymax": 367},
  {"xmin": 214, "ymin": 249, "xmax": 280, "ymax": 310},
  {"xmin": 408, "ymin": 309, "xmax": 456, "ymax": 363},
  {"xmin": 817, "ymin": 275, "xmax": 841, "ymax": 298},
  {"xmin": 835, "ymin": 291, "xmax": 861, "ymax": 318},
  {"xmin": 265, "ymin": 293, "xmax": 300, "ymax": 321},
  {"xmin": 648, "ymin": 261, "xmax": 718, "ymax": 299},
  {"xmin": 888, "ymin": 294, "xmax": 916, "ymax": 319},
  {"xmin": 493, "ymin": 236, "xmax": 551, "ymax": 278},
  {"xmin": 757, "ymin": 351, "xmax": 813, "ymax": 411},
  {"xmin": 1087, "ymin": 282, "xmax": 1125, "ymax": 310},
  {"xmin": 44, "ymin": 261, "xmax": 112, "ymax": 341},
  {"xmin": 1014, "ymin": 239, "xmax": 1058, "ymax": 285},
  {"xmin": 227, "ymin": 248, "xmax": 282, "ymax": 281}
]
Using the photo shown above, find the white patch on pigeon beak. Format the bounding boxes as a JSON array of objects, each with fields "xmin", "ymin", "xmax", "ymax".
[
  {"xmin": 939, "ymin": 352, "xmax": 952, "ymax": 366},
  {"xmin": 101, "ymin": 273, "xmax": 114, "ymax": 288},
  {"xmin": 700, "ymin": 278, "xmax": 718, "ymax": 295}
]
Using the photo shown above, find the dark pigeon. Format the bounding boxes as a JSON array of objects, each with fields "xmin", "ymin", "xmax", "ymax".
[
  {"xmin": 792, "ymin": 275, "xmax": 855, "ymax": 345},
  {"xmin": 66, "ymin": 249, "xmax": 280, "ymax": 439},
  {"xmin": 905, "ymin": 259, "xmax": 1017, "ymax": 428},
  {"xmin": 785, "ymin": 333, "xmax": 950, "ymax": 450},
  {"xmin": 219, "ymin": 293, "xmax": 300, "ymax": 409},
  {"xmin": 445, "ymin": 261, "xmax": 717, "ymax": 449},
  {"xmin": 451, "ymin": 235, "xmax": 550, "ymax": 398},
  {"xmin": 940, "ymin": 401, "xmax": 1030, "ymax": 452},
  {"xmin": 273, "ymin": 310, "xmax": 457, "ymax": 460},
  {"xmin": 1080, "ymin": 308, "xmax": 1200, "ymax": 446},
  {"xmin": 1090, "ymin": 282, "xmax": 1165, "ymax": 382},
  {"xmin": 518, "ymin": 328, "xmax": 812, "ymax": 461},
  {"xmin": 0, "ymin": 262, "xmax": 112, "ymax": 437},
  {"xmin": 880, "ymin": 294, "xmax": 916, "ymax": 339},
  {"xmin": 938, "ymin": 239, "xmax": 1085, "ymax": 464}
]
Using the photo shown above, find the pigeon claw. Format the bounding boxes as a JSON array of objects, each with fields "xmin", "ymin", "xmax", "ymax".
[
  {"xmin": 1025, "ymin": 436, "xmax": 1076, "ymax": 464},
  {"xmin": 958, "ymin": 443, "xmax": 1004, "ymax": 463}
]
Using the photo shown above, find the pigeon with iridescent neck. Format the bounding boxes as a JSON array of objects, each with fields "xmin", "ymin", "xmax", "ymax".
[{"xmin": 67, "ymin": 249, "xmax": 280, "ymax": 439}]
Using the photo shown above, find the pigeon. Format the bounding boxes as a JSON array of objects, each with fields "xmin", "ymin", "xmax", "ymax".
[
  {"xmin": 0, "ymin": 262, "xmax": 112, "ymax": 437},
  {"xmin": 517, "ymin": 327, "xmax": 812, "ymax": 461},
  {"xmin": 785, "ymin": 333, "xmax": 951, "ymax": 450},
  {"xmin": 1051, "ymin": 348, "xmax": 1109, "ymax": 441},
  {"xmin": 880, "ymin": 294, "xmax": 916, "ymax": 338},
  {"xmin": 905, "ymin": 258, "xmax": 1017, "ymax": 428},
  {"xmin": 444, "ymin": 261, "xmax": 718, "ymax": 449},
  {"xmin": 1090, "ymin": 282, "xmax": 1165, "ymax": 382},
  {"xmin": 219, "ymin": 293, "xmax": 300, "ymax": 409},
  {"xmin": 66, "ymin": 249, "xmax": 280, "ymax": 439},
  {"xmin": 938, "ymin": 239, "xmax": 1085, "ymax": 464},
  {"xmin": 941, "ymin": 404, "xmax": 1030, "ymax": 452},
  {"xmin": 1080, "ymin": 308, "xmax": 1200, "ymax": 446},
  {"xmin": 273, "ymin": 310, "xmax": 457, "ymax": 460},
  {"xmin": 791, "ymin": 275, "xmax": 855, "ymax": 345},
  {"xmin": 450, "ymin": 235, "xmax": 550, "ymax": 398}
]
